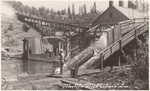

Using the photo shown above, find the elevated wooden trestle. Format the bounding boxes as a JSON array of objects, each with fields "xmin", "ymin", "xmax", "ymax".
[{"xmin": 16, "ymin": 13, "xmax": 89, "ymax": 37}]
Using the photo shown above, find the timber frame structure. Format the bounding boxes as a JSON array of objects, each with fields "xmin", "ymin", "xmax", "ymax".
[{"xmin": 16, "ymin": 13, "xmax": 89, "ymax": 37}]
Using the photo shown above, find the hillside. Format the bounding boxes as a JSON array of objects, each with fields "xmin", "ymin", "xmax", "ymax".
[
  {"xmin": 1, "ymin": 1, "xmax": 55, "ymax": 56},
  {"xmin": 1, "ymin": 2, "xmax": 41, "ymax": 54}
]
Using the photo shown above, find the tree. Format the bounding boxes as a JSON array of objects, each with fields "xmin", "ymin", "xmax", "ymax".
[
  {"xmin": 83, "ymin": 4, "xmax": 87, "ymax": 14},
  {"xmin": 38, "ymin": 6, "xmax": 47, "ymax": 19},
  {"xmin": 36, "ymin": 11, "xmax": 40, "ymax": 17},
  {"xmin": 50, "ymin": 8, "xmax": 54, "ymax": 14},
  {"xmin": 72, "ymin": 3, "xmax": 75, "ymax": 15},
  {"xmin": 93, "ymin": 2, "xmax": 97, "ymax": 13},
  {"xmin": 46, "ymin": 8, "xmax": 49, "ymax": 14},
  {"xmin": 90, "ymin": 2, "xmax": 97, "ymax": 13},
  {"xmin": 23, "ymin": 5, "xmax": 31, "ymax": 14},
  {"xmin": 67, "ymin": 6, "xmax": 71, "ymax": 15},
  {"xmin": 61, "ymin": 10, "xmax": 64, "ymax": 15},
  {"xmin": 81, "ymin": 6, "xmax": 84, "ymax": 15},
  {"xmin": 31, "ymin": 6, "xmax": 37, "ymax": 16},
  {"xmin": 15, "ymin": 1, "xmax": 23, "ymax": 12},
  {"xmin": 57, "ymin": 10, "xmax": 61, "ymax": 15},
  {"xmin": 79, "ymin": 6, "xmax": 81, "ymax": 15},
  {"xmin": 64, "ymin": 9, "xmax": 66, "ymax": 15}
]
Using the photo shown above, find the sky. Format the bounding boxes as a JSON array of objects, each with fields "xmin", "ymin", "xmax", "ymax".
[{"xmin": 20, "ymin": 0, "xmax": 129, "ymax": 14}]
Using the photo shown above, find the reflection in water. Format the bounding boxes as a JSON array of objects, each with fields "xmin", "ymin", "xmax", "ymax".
[
  {"xmin": 22, "ymin": 59, "xmax": 28, "ymax": 73},
  {"xmin": 22, "ymin": 59, "xmax": 54, "ymax": 74},
  {"xmin": 2, "ymin": 58, "xmax": 55, "ymax": 76}
]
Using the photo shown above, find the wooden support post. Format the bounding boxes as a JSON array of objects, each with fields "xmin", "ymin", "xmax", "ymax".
[
  {"xmin": 22, "ymin": 38, "xmax": 26, "ymax": 55},
  {"xmin": 119, "ymin": 39, "xmax": 122, "ymax": 51},
  {"xmin": 135, "ymin": 30, "xmax": 137, "ymax": 37},
  {"xmin": 134, "ymin": 29, "xmax": 138, "ymax": 61},
  {"xmin": 119, "ymin": 39, "xmax": 122, "ymax": 66},
  {"xmin": 112, "ymin": 28, "xmax": 115, "ymax": 43},
  {"xmin": 110, "ymin": 47, "xmax": 112, "ymax": 55},
  {"xmin": 71, "ymin": 51, "xmax": 73, "ymax": 58},
  {"xmin": 22, "ymin": 38, "xmax": 29, "ymax": 59},
  {"xmin": 134, "ymin": 48, "xmax": 137, "ymax": 61},
  {"xmin": 65, "ymin": 38, "xmax": 67, "ymax": 56},
  {"xmin": 26, "ymin": 39, "xmax": 29, "ymax": 59},
  {"xmin": 74, "ymin": 64, "xmax": 78, "ymax": 78},
  {"xmin": 118, "ymin": 23, "xmax": 122, "ymax": 39},
  {"xmin": 60, "ymin": 56, "xmax": 63, "ymax": 75},
  {"xmin": 118, "ymin": 56, "xmax": 121, "ymax": 66},
  {"xmin": 78, "ymin": 37, "xmax": 81, "ymax": 52},
  {"xmin": 100, "ymin": 53, "xmax": 104, "ymax": 71}
]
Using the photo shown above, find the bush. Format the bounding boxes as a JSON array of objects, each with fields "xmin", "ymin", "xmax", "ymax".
[{"xmin": 130, "ymin": 39, "xmax": 149, "ymax": 90}]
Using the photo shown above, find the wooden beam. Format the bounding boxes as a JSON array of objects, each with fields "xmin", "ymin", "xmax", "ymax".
[
  {"xmin": 119, "ymin": 39, "xmax": 122, "ymax": 51},
  {"xmin": 100, "ymin": 53, "xmax": 104, "ymax": 70}
]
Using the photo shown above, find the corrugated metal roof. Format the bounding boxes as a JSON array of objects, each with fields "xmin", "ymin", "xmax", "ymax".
[{"xmin": 114, "ymin": 6, "xmax": 148, "ymax": 19}]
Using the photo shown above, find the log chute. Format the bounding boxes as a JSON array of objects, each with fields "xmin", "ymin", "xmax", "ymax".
[{"xmin": 64, "ymin": 47, "xmax": 94, "ymax": 71}]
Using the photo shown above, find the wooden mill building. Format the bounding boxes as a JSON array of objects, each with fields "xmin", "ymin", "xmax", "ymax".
[
  {"xmin": 87, "ymin": 1, "xmax": 148, "ymax": 50},
  {"xmin": 91, "ymin": 1, "xmax": 148, "ymax": 30}
]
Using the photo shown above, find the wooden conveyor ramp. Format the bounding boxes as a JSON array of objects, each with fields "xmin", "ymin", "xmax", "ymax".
[{"xmin": 63, "ymin": 18, "xmax": 149, "ymax": 71}]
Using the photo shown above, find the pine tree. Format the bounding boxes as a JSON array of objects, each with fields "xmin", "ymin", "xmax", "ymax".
[
  {"xmin": 83, "ymin": 4, "xmax": 87, "ymax": 14},
  {"xmin": 72, "ymin": 3, "xmax": 75, "ymax": 15},
  {"xmin": 61, "ymin": 10, "xmax": 64, "ymax": 15},
  {"xmin": 31, "ymin": 6, "xmax": 37, "ymax": 16},
  {"xmin": 93, "ymin": 2, "xmax": 97, "ymax": 13},
  {"xmin": 57, "ymin": 10, "xmax": 61, "ymax": 15},
  {"xmin": 67, "ymin": 6, "xmax": 71, "ymax": 15},
  {"xmin": 64, "ymin": 9, "xmax": 66, "ymax": 14},
  {"xmin": 79, "ymin": 6, "xmax": 81, "ymax": 15}
]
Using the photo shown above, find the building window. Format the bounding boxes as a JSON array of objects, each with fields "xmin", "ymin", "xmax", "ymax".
[{"xmin": 109, "ymin": 13, "xmax": 112, "ymax": 18}]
